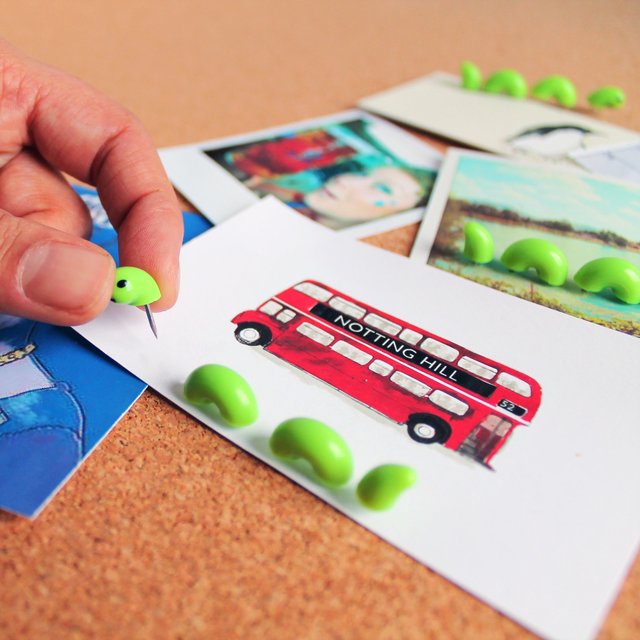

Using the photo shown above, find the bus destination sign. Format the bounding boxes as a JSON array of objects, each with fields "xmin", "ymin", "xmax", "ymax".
[{"xmin": 311, "ymin": 304, "xmax": 496, "ymax": 398}]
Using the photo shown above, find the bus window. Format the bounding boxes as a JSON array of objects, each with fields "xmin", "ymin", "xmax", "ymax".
[
  {"xmin": 458, "ymin": 356, "xmax": 497, "ymax": 380},
  {"xmin": 260, "ymin": 300, "xmax": 283, "ymax": 316},
  {"xmin": 390, "ymin": 371, "xmax": 431, "ymax": 397},
  {"xmin": 489, "ymin": 416, "xmax": 513, "ymax": 437},
  {"xmin": 328, "ymin": 296, "xmax": 366, "ymax": 319},
  {"xmin": 497, "ymin": 372, "xmax": 532, "ymax": 397},
  {"xmin": 429, "ymin": 390, "xmax": 468, "ymax": 416},
  {"xmin": 369, "ymin": 359, "xmax": 393, "ymax": 377},
  {"xmin": 332, "ymin": 340, "xmax": 373, "ymax": 365},
  {"xmin": 277, "ymin": 309, "xmax": 296, "ymax": 323},
  {"xmin": 399, "ymin": 328, "xmax": 422, "ymax": 345},
  {"xmin": 459, "ymin": 415, "xmax": 513, "ymax": 463},
  {"xmin": 296, "ymin": 322, "xmax": 334, "ymax": 346},
  {"xmin": 421, "ymin": 337, "xmax": 459, "ymax": 362},
  {"xmin": 294, "ymin": 281, "xmax": 332, "ymax": 302},
  {"xmin": 364, "ymin": 313, "xmax": 401, "ymax": 336}
]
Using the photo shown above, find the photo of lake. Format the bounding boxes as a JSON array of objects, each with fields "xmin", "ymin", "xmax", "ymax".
[{"xmin": 428, "ymin": 154, "xmax": 640, "ymax": 337}]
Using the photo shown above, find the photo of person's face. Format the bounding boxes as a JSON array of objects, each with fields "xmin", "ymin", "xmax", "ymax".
[
  {"xmin": 194, "ymin": 114, "xmax": 441, "ymax": 233},
  {"xmin": 304, "ymin": 166, "xmax": 423, "ymax": 222}
]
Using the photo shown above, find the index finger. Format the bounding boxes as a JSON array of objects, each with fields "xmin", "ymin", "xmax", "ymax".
[{"xmin": 21, "ymin": 54, "xmax": 183, "ymax": 310}]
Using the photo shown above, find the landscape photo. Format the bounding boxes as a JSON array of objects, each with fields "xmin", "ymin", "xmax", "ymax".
[{"xmin": 425, "ymin": 153, "xmax": 640, "ymax": 337}]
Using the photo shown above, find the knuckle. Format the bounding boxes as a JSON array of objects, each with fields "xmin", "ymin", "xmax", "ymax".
[
  {"xmin": 88, "ymin": 112, "xmax": 149, "ymax": 187},
  {"xmin": 0, "ymin": 209, "xmax": 22, "ymax": 271},
  {"xmin": 105, "ymin": 103, "xmax": 144, "ymax": 140},
  {"xmin": 0, "ymin": 50, "xmax": 26, "ymax": 97},
  {"xmin": 0, "ymin": 57, "xmax": 31, "ymax": 169}
]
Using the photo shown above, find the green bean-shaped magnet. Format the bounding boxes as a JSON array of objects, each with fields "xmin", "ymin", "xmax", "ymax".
[
  {"xmin": 574, "ymin": 257, "xmax": 640, "ymax": 305},
  {"xmin": 270, "ymin": 418, "xmax": 353, "ymax": 487},
  {"xmin": 463, "ymin": 221, "xmax": 494, "ymax": 264},
  {"xmin": 484, "ymin": 69, "xmax": 528, "ymax": 98},
  {"xmin": 501, "ymin": 238, "xmax": 568, "ymax": 286},
  {"xmin": 587, "ymin": 86, "xmax": 625, "ymax": 109},
  {"xmin": 460, "ymin": 61, "xmax": 483, "ymax": 91},
  {"xmin": 184, "ymin": 364, "xmax": 258, "ymax": 427},
  {"xmin": 357, "ymin": 464, "xmax": 417, "ymax": 511},
  {"xmin": 532, "ymin": 75, "xmax": 577, "ymax": 108}
]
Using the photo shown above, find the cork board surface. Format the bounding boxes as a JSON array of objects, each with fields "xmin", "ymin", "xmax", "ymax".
[{"xmin": 1, "ymin": 1, "xmax": 639, "ymax": 638}]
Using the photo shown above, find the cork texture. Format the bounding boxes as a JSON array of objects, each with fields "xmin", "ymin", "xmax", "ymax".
[{"xmin": 1, "ymin": 1, "xmax": 639, "ymax": 638}]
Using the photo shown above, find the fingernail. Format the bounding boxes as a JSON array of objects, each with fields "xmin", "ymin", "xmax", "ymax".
[{"xmin": 20, "ymin": 242, "xmax": 113, "ymax": 310}]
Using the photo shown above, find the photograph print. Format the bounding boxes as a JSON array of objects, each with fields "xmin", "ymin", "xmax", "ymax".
[
  {"xmin": 412, "ymin": 151, "xmax": 640, "ymax": 337},
  {"xmin": 202, "ymin": 112, "xmax": 441, "ymax": 233}
]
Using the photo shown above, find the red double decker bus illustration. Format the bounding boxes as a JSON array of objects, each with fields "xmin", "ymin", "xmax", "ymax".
[{"xmin": 232, "ymin": 281, "xmax": 542, "ymax": 468}]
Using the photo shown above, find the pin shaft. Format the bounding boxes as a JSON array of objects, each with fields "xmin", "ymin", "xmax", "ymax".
[{"xmin": 144, "ymin": 304, "xmax": 158, "ymax": 339}]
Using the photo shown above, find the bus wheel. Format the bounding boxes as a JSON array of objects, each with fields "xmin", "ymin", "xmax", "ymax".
[
  {"xmin": 406, "ymin": 413, "xmax": 451, "ymax": 445},
  {"xmin": 234, "ymin": 322, "xmax": 272, "ymax": 347}
]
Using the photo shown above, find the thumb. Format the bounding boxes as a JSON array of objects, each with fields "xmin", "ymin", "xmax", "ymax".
[{"xmin": 0, "ymin": 209, "xmax": 115, "ymax": 325}]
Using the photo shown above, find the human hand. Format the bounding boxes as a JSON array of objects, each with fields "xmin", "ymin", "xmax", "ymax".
[{"xmin": 0, "ymin": 39, "xmax": 183, "ymax": 325}]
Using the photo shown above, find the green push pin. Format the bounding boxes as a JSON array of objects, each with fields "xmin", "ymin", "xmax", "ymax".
[
  {"xmin": 587, "ymin": 86, "xmax": 625, "ymax": 109},
  {"xmin": 270, "ymin": 418, "xmax": 353, "ymax": 487},
  {"xmin": 111, "ymin": 266, "xmax": 161, "ymax": 338},
  {"xmin": 531, "ymin": 75, "xmax": 577, "ymax": 108},
  {"xmin": 500, "ymin": 238, "xmax": 568, "ymax": 286},
  {"xmin": 574, "ymin": 257, "xmax": 640, "ymax": 305},
  {"xmin": 463, "ymin": 221, "xmax": 494, "ymax": 264},
  {"xmin": 460, "ymin": 61, "xmax": 483, "ymax": 91},
  {"xmin": 184, "ymin": 364, "xmax": 259, "ymax": 426},
  {"xmin": 357, "ymin": 464, "xmax": 417, "ymax": 511},
  {"xmin": 484, "ymin": 69, "xmax": 528, "ymax": 99}
]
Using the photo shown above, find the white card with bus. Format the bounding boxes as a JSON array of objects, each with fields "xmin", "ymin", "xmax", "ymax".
[{"xmin": 76, "ymin": 197, "xmax": 640, "ymax": 640}]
